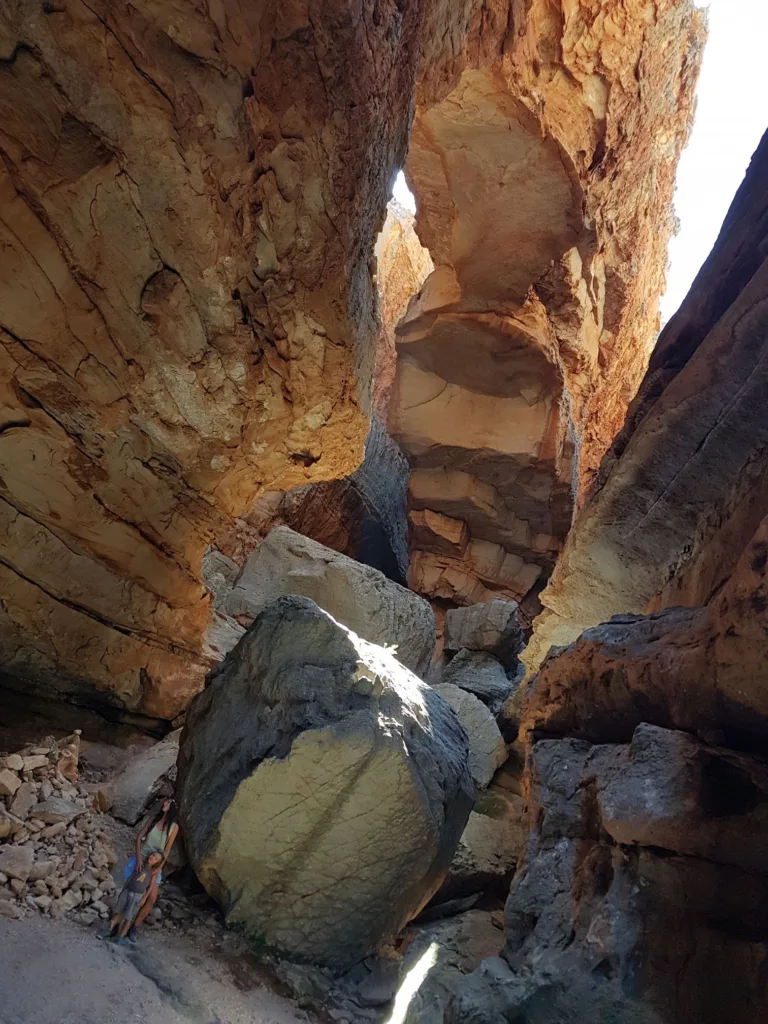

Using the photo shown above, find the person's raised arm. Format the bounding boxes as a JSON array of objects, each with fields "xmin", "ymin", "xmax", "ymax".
[
  {"xmin": 135, "ymin": 819, "xmax": 149, "ymax": 868},
  {"xmin": 162, "ymin": 821, "xmax": 179, "ymax": 861}
]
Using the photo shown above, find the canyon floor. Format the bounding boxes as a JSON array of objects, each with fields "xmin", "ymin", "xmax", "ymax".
[{"xmin": 0, "ymin": 914, "xmax": 312, "ymax": 1024}]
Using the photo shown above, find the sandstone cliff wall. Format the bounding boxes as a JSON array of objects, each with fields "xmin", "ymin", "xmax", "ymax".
[
  {"xmin": 0, "ymin": 1, "xmax": 443, "ymax": 717},
  {"xmin": 389, "ymin": 0, "xmax": 705, "ymax": 613},
  {"xmin": 525, "ymin": 127, "xmax": 768, "ymax": 673}
]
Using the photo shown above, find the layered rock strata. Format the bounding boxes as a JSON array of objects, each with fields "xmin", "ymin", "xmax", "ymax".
[
  {"xmin": 526, "ymin": 127, "xmax": 768, "ymax": 672},
  {"xmin": 390, "ymin": 0, "xmax": 704, "ymax": 609},
  {"xmin": 177, "ymin": 596, "xmax": 473, "ymax": 968},
  {"xmin": 0, "ymin": 1, "xmax": 441, "ymax": 719}
]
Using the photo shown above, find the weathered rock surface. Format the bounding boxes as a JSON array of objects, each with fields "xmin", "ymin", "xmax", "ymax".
[
  {"xmin": 520, "ymin": 514, "xmax": 768, "ymax": 753},
  {"xmin": 177, "ymin": 596, "xmax": 473, "ymax": 967},
  {"xmin": 433, "ymin": 684, "xmax": 507, "ymax": 790},
  {"xmin": 442, "ymin": 650, "xmax": 512, "ymax": 712},
  {"xmin": 444, "ymin": 600, "xmax": 524, "ymax": 672},
  {"xmin": 373, "ymin": 200, "xmax": 434, "ymax": 421},
  {"xmin": 450, "ymin": 723, "xmax": 768, "ymax": 1024},
  {"xmin": 0, "ymin": 733, "xmax": 118, "ymax": 926},
  {"xmin": 109, "ymin": 729, "xmax": 180, "ymax": 826},
  {"xmin": 220, "ymin": 526, "xmax": 435, "ymax": 676},
  {"xmin": 0, "ymin": 0, "xmax": 451, "ymax": 719},
  {"xmin": 526, "ymin": 127, "xmax": 768, "ymax": 673},
  {"xmin": 392, "ymin": 0, "xmax": 704, "ymax": 608},
  {"xmin": 401, "ymin": 910, "xmax": 503, "ymax": 1024}
]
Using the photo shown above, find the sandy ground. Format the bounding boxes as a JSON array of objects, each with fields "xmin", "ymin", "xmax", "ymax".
[{"xmin": 0, "ymin": 915, "xmax": 313, "ymax": 1024}]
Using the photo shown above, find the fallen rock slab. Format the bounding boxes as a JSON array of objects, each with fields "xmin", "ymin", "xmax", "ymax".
[
  {"xmin": 33, "ymin": 798, "xmax": 80, "ymax": 825},
  {"xmin": 0, "ymin": 769, "xmax": 21, "ymax": 798},
  {"xmin": 0, "ymin": 845, "xmax": 34, "ymax": 884},
  {"xmin": 109, "ymin": 730, "xmax": 181, "ymax": 825},
  {"xmin": 222, "ymin": 526, "xmax": 436, "ymax": 676},
  {"xmin": 178, "ymin": 595, "xmax": 473, "ymax": 968}
]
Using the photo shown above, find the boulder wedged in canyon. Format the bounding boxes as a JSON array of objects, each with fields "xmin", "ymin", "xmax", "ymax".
[
  {"xmin": 0, "ymin": 1, "xmax": 446, "ymax": 719},
  {"xmin": 214, "ymin": 525, "xmax": 435, "ymax": 677},
  {"xmin": 433, "ymin": 683, "xmax": 507, "ymax": 790},
  {"xmin": 176, "ymin": 596, "xmax": 474, "ymax": 968},
  {"xmin": 391, "ymin": 0, "xmax": 704, "ymax": 610},
  {"xmin": 442, "ymin": 649, "xmax": 513, "ymax": 713},
  {"xmin": 526, "ymin": 127, "xmax": 768, "ymax": 673}
]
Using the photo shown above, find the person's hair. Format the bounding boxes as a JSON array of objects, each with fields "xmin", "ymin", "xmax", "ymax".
[{"xmin": 146, "ymin": 796, "xmax": 178, "ymax": 831}]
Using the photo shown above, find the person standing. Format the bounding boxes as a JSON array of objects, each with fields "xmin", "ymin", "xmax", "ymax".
[{"xmin": 121, "ymin": 797, "xmax": 179, "ymax": 942}]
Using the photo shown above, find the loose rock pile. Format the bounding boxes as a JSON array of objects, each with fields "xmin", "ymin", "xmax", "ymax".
[{"xmin": 0, "ymin": 732, "xmax": 118, "ymax": 925}]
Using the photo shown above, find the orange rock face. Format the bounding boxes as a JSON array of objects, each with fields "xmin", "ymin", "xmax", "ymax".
[
  {"xmin": 525, "ymin": 128, "xmax": 768, "ymax": 673},
  {"xmin": 0, "ymin": 1, "xmax": 442, "ymax": 718},
  {"xmin": 389, "ymin": 0, "xmax": 704, "ymax": 610}
]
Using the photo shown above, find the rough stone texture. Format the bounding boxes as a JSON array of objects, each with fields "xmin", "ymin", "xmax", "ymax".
[
  {"xmin": 438, "ymin": 804, "xmax": 525, "ymax": 903},
  {"xmin": 444, "ymin": 600, "xmax": 524, "ymax": 672},
  {"xmin": 401, "ymin": 910, "xmax": 502, "ymax": 1024},
  {"xmin": 526, "ymin": 127, "xmax": 768, "ymax": 674},
  {"xmin": 442, "ymin": 650, "xmax": 512, "ymax": 712},
  {"xmin": 433, "ymin": 684, "xmax": 507, "ymax": 790},
  {"xmin": 0, "ymin": 0, "xmax": 450, "ymax": 719},
  {"xmin": 177, "ymin": 596, "xmax": 474, "ymax": 968},
  {"xmin": 392, "ymin": 0, "xmax": 704, "ymax": 608},
  {"xmin": 520, "ymin": 513, "xmax": 768, "ymax": 753},
  {"xmin": 220, "ymin": 526, "xmax": 435, "ymax": 676},
  {"xmin": 109, "ymin": 729, "xmax": 180, "ymax": 826},
  {"xmin": 0, "ymin": 845, "xmax": 33, "ymax": 884},
  {"xmin": 449, "ymin": 724, "xmax": 768, "ymax": 1024}
]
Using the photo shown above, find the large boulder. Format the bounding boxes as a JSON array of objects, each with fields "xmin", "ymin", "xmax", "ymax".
[
  {"xmin": 177, "ymin": 596, "xmax": 473, "ymax": 968},
  {"xmin": 222, "ymin": 526, "xmax": 435, "ymax": 677}
]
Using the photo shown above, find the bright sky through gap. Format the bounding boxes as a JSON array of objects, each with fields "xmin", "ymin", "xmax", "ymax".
[
  {"xmin": 392, "ymin": 170, "xmax": 416, "ymax": 213},
  {"xmin": 392, "ymin": 0, "xmax": 767, "ymax": 328},
  {"xmin": 661, "ymin": 0, "xmax": 768, "ymax": 324}
]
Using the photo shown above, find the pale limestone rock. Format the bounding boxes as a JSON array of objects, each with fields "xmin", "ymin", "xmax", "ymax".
[
  {"xmin": 393, "ymin": 4, "xmax": 704, "ymax": 610},
  {"xmin": 0, "ymin": 769, "xmax": 21, "ymax": 797},
  {"xmin": 0, "ymin": 0, "xmax": 444, "ymax": 721},
  {"xmin": 433, "ymin": 684, "xmax": 507, "ymax": 790},
  {"xmin": 109, "ymin": 730, "xmax": 181, "ymax": 826},
  {"xmin": 0, "ymin": 845, "xmax": 34, "ymax": 883},
  {"xmin": 526, "ymin": 130, "xmax": 768, "ymax": 675},
  {"xmin": 9, "ymin": 783, "xmax": 37, "ymax": 821},
  {"xmin": 223, "ymin": 526, "xmax": 435, "ymax": 676}
]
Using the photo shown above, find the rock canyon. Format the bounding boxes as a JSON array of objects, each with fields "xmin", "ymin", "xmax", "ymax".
[{"xmin": 2, "ymin": 1, "xmax": 768, "ymax": 1023}]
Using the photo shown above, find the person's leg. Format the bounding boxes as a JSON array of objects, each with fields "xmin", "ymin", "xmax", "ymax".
[
  {"xmin": 132, "ymin": 878, "xmax": 159, "ymax": 931},
  {"xmin": 99, "ymin": 917, "xmax": 122, "ymax": 937}
]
